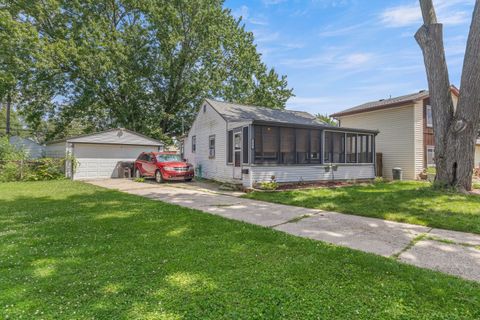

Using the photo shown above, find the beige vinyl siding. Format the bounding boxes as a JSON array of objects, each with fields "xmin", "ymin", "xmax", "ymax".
[
  {"xmin": 475, "ymin": 145, "xmax": 480, "ymax": 168},
  {"xmin": 339, "ymin": 105, "xmax": 417, "ymax": 180},
  {"xmin": 413, "ymin": 101, "xmax": 424, "ymax": 176}
]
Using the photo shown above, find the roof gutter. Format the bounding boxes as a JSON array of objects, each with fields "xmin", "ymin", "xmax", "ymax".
[{"xmin": 252, "ymin": 120, "xmax": 379, "ymax": 135}]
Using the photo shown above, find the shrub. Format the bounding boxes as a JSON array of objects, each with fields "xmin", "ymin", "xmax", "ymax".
[
  {"xmin": 0, "ymin": 136, "xmax": 26, "ymax": 161},
  {"xmin": 374, "ymin": 177, "xmax": 385, "ymax": 184},
  {"xmin": 24, "ymin": 158, "xmax": 66, "ymax": 181},
  {"xmin": 259, "ymin": 176, "xmax": 279, "ymax": 191}
]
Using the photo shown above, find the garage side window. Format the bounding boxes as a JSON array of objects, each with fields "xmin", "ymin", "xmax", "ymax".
[
  {"xmin": 209, "ymin": 135, "xmax": 215, "ymax": 159},
  {"xmin": 192, "ymin": 136, "xmax": 196, "ymax": 153}
]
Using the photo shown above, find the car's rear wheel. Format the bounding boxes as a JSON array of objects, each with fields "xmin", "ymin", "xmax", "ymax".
[
  {"xmin": 155, "ymin": 170, "xmax": 164, "ymax": 183},
  {"xmin": 185, "ymin": 178, "xmax": 193, "ymax": 182}
]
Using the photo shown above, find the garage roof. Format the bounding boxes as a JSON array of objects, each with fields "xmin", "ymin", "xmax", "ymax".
[{"xmin": 46, "ymin": 128, "xmax": 164, "ymax": 146}]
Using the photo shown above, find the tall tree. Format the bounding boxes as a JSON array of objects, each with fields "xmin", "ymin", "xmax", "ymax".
[
  {"xmin": 415, "ymin": 0, "xmax": 480, "ymax": 191},
  {"xmin": 1, "ymin": 0, "xmax": 293, "ymax": 142}
]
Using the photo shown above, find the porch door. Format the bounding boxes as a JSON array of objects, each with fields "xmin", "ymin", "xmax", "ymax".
[{"xmin": 233, "ymin": 132, "xmax": 242, "ymax": 179}]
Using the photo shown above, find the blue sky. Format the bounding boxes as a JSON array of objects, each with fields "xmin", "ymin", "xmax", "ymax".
[{"xmin": 224, "ymin": 0, "xmax": 475, "ymax": 115}]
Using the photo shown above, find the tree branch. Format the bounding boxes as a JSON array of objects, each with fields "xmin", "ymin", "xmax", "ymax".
[{"xmin": 420, "ymin": 0, "xmax": 437, "ymax": 24}]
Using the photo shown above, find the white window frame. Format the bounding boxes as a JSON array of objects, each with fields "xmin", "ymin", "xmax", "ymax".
[
  {"xmin": 426, "ymin": 145, "xmax": 435, "ymax": 167},
  {"xmin": 426, "ymin": 105, "xmax": 433, "ymax": 128},
  {"xmin": 209, "ymin": 135, "xmax": 215, "ymax": 159}
]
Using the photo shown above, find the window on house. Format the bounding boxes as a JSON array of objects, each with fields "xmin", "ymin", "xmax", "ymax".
[
  {"xmin": 192, "ymin": 136, "xmax": 196, "ymax": 153},
  {"xmin": 324, "ymin": 131, "xmax": 345, "ymax": 163},
  {"xmin": 203, "ymin": 104, "xmax": 207, "ymax": 113},
  {"xmin": 280, "ymin": 127, "xmax": 295, "ymax": 164},
  {"xmin": 346, "ymin": 133, "xmax": 357, "ymax": 163},
  {"xmin": 209, "ymin": 135, "xmax": 215, "ymax": 158},
  {"xmin": 310, "ymin": 130, "xmax": 321, "ymax": 164},
  {"xmin": 255, "ymin": 126, "xmax": 279, "ymax": 163},
  {"xmin": 296, "ymin": 129, "xmax": 309, "ymax": 164},
  {"xmin": 243, "ymin": 127, "xmax": 249, "ymax": 164},
  {"xmin": 227, "ymin": 130, "xmax": 233, "ymax": 163},
  {"xmin": 426, "ymin": 105, "xmax": 433, "ymax": 128},
  {"xmin": 358, "ymin": 134, "xmax": 373, "ymax": 163},
  {"xmin": 427, "ymin": 146, "xmax": 435, "ymax": 167}
]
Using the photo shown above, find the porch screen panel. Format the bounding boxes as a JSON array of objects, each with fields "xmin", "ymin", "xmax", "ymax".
[
  {"xmin": 296, "ymin": 129, "xmax": 309, "ymax": 164},
  {"xmin": 243, "ymin": 127, "xmax": 249, "ymax": 164},
  {"xmin": 346, "ymin": 134, "xmax": 357, "ymax": 163},
  {"xmin": 310, "ymin": 130, "xmax": 321, "ymax": 163},
  {"xmin": 255, "ymin": 126, "xmax": 279, "ymax": 163},
  {"xmin": 358, "ymin": 134, "xmax": 373, "ymax": 163},
  {"xmin": 280, "ymin": 127, "xmax": 295, "ymax": 164},
  {"xmin": 325, "ymin": 132, "xmax": 345, "ymax": 163}
]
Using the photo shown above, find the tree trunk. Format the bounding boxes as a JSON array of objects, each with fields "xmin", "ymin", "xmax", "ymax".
[
  {"xmin": 416, "ymin": 0, "xmax": 480, "ymax": 192},
  {"xmin": 6, "ymin": 92, "xmax": 11, "ymax": 136}
]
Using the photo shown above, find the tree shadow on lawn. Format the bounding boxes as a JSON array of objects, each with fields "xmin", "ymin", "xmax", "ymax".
[
  {"xmin": 1, "ymin": 187, "xmax": 480, "ymax": 319},
  {"xmin": 259, "ymin": 183, "xmax": 480, "ymax": 234}
]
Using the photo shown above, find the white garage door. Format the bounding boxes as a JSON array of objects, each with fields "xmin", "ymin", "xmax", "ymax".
[{"xmin": 73, "ymin": 144, "xmax": 158, "ymax": 180}]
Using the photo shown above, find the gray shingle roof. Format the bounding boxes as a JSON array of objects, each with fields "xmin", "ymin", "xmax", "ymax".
[
  {"xmin": 331, "ymin": 90, "xmax": 430, "ymax": 117},
  {"xmin": 206, "ymin": 99, "xmax": 330, "ymax": 127}
]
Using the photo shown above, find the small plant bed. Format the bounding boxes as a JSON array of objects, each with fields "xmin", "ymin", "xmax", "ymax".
[
  {"xmin": 244, "ymin": 180, "xmax": 480, "ymax": 234},
  {"xmin": 1, "ymin": 181, "xmax": 479, "ymax": 319}
]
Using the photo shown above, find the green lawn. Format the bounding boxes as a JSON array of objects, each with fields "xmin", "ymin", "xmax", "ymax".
[
  {"xmin": 1, "ymin": 181, "xmax": 479, "ymax": 319},
  {"xmin": 244, "ymin": 181, "xmax": 480, "ymax": 234}
]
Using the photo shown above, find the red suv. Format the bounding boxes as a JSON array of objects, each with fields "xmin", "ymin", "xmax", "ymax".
[{"xmin": 134, "ymin": 152, "xmax": 194, "ymax": 183}]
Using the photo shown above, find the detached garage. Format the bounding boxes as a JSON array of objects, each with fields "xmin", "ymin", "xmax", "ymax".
[{"xmin": 46, "ymin": 128, "xmax": 164, "ymax": 180}]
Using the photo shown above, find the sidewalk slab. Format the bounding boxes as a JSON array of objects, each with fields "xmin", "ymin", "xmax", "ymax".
[
  {"xmin": 274, "ymin": 212, "xmax": 430, "ymax": 257},
  {"xmin": 399, "ymin": 240, "xmax": 480, "ymax": 282},
  {"xmin": 428, "ymin": 229, "xmax": 480, "ymax": 246}
]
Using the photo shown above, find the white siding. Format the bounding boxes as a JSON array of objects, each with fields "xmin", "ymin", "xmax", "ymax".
[
  {"xmin": 9, "ymin": 136, "xmax": 45, "ymax": 159},
  {"xmin": 73, "ymin": 144, "xmax": 157, "ymax": 180},
  {"xmin": 248, "ymin": 164, "xmax": 375, "ymax": 187},
  {"xmin": 184, "ymin": 104, "xmax": 234, "ymax": 183},
  {"xmin": 339, "ymin": 105, "xmax": 417, "ymax": 180},
  {"xmin": 68, "ymin": 129, "xmax": 163, "ymax": 147},
  {"xmin": 475, "ymin": 145, "xmax": 480, "ymax": 168},
  {"xmin": 45, "ymin": 142, "xmax": 67, "ymax": 158}
]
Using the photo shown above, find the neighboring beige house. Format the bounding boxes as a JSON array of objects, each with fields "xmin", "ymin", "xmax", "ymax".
[{"xmin": 331, "ymin": 87, "xmax": 480, "ymax": 180}]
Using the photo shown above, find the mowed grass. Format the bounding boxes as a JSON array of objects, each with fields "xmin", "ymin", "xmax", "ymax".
[
  {"xmin": 244, "ymin": 181, "xmax": 480, "ymax": 234},
  {"xmin": 1, "ymin": 181, "xmax": 479, "ymax": 319}
]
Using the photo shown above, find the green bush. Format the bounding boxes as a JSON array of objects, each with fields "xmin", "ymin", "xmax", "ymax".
[
  {"xmin": 24, "ymin": 158, "xmax": 66, "ymax": 181},
  {"xmin": 0, "ymin": 136, "xmax": 26, "ymax": 161}
]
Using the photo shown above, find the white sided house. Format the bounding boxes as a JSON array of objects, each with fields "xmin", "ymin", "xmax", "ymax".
[
  {"xmin": 46, "ymin": 128, "xmax": 164, "ymax": 180},
  {"xmin": 184, "ymin": 99, "xmax": 378, "ymax": 188}
]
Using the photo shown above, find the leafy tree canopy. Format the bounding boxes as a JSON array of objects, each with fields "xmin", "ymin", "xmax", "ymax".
[{"xmin": 0, "ymin": 0, "xmax": 293, "ymax": 142}]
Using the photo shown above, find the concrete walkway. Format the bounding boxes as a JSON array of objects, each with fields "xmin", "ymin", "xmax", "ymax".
[{"xmin": 86, "ymin": 179, "xmax": 480, "ymax": 282}]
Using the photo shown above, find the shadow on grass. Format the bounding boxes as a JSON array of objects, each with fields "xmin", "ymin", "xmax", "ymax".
[
  {"xmin": 246, "ymin": 182, "xmax": 480, "ymax": 234},
  {"xmin": 1, "ymin": 181, "xmax": 479, "ymax": 319}
]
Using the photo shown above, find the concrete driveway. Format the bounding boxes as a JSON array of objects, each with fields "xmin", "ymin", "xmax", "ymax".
[{"xmin": 86, "ymin": 179, "xmax": 480, "ymax": 282}]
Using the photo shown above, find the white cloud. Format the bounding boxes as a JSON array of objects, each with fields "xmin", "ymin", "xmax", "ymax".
[
  {"xmin": 279, "ymin": 49, "xmax": 375, "ymax": 70},
  {"xmin": 380, "ymin": 0, "xmax": 473, "ymax": 27},
  {"xmin": 232, "ymin": 5, "xmax": 269, "ymax": 26},
  {"xmin": 262, "ymin": 0, "xmax": 286, "ymax": 5},
  {"xmin": 318, "ymin": 22, "xmax": 369, "ymax": 37}
]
